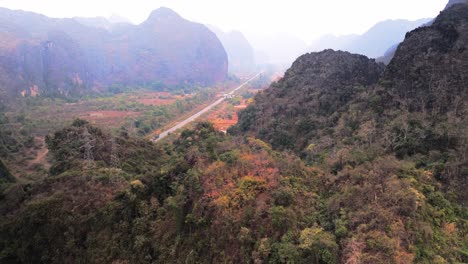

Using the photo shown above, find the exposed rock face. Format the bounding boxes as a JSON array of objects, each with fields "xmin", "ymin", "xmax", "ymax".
[
  {"xmin": 0, "ymin": 7, "xmax": 228, "ymax": 98},
  {"xmin": 134, "ymin": 8, "xmax": 227, "ymax": 86},
  {"xmin": 280, "ymin": 50, "xmax": 384, "ymax": 93},
  {"xmin": 234, "ymin": 50, "xmax": 384, "ymax": 151},
  {"xmin": 383, "ymin": 2, "xmax": 468, "ymax": 113},
  {"xmin": 373, "ymin": 1, "xmax": 468, "ymax": 65}
]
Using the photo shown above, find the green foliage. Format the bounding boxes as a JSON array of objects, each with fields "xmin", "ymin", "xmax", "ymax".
[
  {"xmin": 0, "ymin": 121, "xmax": 325, "ymax": 263},
  {"xmin": 270, "ymin": 206, "xmax": 291, "ymax": 231},
  {"xmin": 273, "ymin": 187, "xmax": 294, "ymax": 207},
  {"xmin": 2, "ymin": 8, "xmax": 468, "ymax": 262},
  {"xmin": 1, "ymin": 117, "xmax": 466, "ymax": 263},
  {"xmin": 218, "ymin": 150, "xmax": 239, "ymax": 165},
  {"xmin": 231, "ymin": 36, "xmax": 468, "ymax": 263},
  {"xmin": 299, "ymin": 227, "xmax": 338, "ymax": 264}
]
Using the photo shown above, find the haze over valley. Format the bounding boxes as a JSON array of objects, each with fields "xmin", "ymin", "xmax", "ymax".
[{"xmin": 0, "ymin": 1, "xmax": 466, "ymax": 263}]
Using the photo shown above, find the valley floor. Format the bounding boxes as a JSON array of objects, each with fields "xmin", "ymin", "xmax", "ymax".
[{"xmin": 0, "ymin": 79, "xmax": 257, "ymax": 181}]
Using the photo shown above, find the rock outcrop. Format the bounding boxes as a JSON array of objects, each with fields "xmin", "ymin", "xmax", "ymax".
[
  {"xmin": 383, "ymin": 2, "xmax": 468, "ymax": 113},
  {"xmin": 0, "ymin": 7, "xmax": 228, "ymax": 98},
  {"xmin": 233, "ymin": 50, "xmax": 384, "ymax": 151},
  {"xmin": 234, "ymin": 1, "xmax": 468, "ymax": 155}
]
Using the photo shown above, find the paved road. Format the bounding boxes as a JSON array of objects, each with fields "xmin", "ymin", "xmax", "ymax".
[{"xmin": 153, "ymin": 72, "xmax": 262, "ymax": 142}]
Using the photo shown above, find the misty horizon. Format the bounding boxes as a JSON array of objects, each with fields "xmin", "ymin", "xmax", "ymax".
[
  {"xmin": 0, "ymin": 1, "xmax": 466, "ymax": 263},
  {"xmin": 0, "ymin": 0, "xmax": 447, "ymax": 44}
]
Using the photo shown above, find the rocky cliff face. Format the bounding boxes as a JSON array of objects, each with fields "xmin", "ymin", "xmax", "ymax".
[
  {"xmin": 233, "ymin": 50, "xmax": 384, "ymax": 151},
  {"xmin": 134, "ymin": 8, "xmax": 227, "ymax": 86},
  {"xmin": 229, "ymin": 7, "xmax": 467, "ymax": 262},
  {"xmin": 383, "ymin": 2, "xmax": 468, "ymax": 113},
  {"xmin": 0, "ymin": 7, "xmax": 228, "ymax": 98},
  {"xmin": 375, "ymin": 1, "xmax": 468, "ymax": 64},
  {"xmin": 234, "ymin": 2, "xmax": 468, "ymax": 160}
]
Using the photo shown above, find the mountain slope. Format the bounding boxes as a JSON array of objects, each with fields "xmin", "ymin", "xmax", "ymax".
[
  {"xmin": 382, "ymin": 3, "xmax": 468, "ymax": 114},
  {"xmin": 230, "ymin": 3, "xmax": 468, "ymax": 262},
  {"xmin": 235, "ymin": 3, "xmax": 467, "ymax": 161},
  {"xmin": 0, "ymin": 7, "xmax": 228, "ymax": 98},
  {"xmin": 232, "ymin": 50, "xmax": 385, "ymax": 152},
  {"xmin": 0, "ymin": 2, "xmax": 466, "ymax": 264},
  {"xmin": 0, "ymin": 122, "xmax": 323, "ymax": 263}
]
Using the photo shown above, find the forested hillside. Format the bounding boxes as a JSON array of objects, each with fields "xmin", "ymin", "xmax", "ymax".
[
  {"xmin": 231, "ymin": 3, "xmax": 468, "ymax": 262},
  {"xmin": 0, "ymin": 2, "xmax": 466, "ymax": 264}
]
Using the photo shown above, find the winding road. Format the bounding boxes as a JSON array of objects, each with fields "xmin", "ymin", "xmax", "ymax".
[{"xmin": 153, "ymin": 72, "xmax": 262, "ymax": 142}]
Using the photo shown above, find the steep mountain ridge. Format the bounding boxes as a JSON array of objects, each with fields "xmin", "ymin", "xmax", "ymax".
[
  {"xmin": 234, "ymin": 1, "xmax": 468, "ymax": 203},
  {"xmin": 382, "ymin": 3, "xmax": 468, "ymax": 113},
  {"xmin": 377, "ymin": 1, "xmax": 468, "ymax": 65},
  {"xmin": 0, "ymin": 2, "xmax": 466, "ymax": 264},
  {"xmin": 232, "ymin": 50, "xmax": 385, "ymax": 151},
  {"xmin": 0, "ymin": 7, "xmax": 228, "ymax": 98},
  {"xmin": 229, "ymin": 4, "xmax": 467, "ymax": 262},
  {"xmin": 235, "ymin": 3, "xmax": 468, "ymax": 158}
]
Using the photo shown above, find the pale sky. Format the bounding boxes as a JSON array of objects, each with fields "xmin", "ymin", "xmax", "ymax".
[{"xmin": 0, "ymin": 0, "xmax": 448, "ymax": 43}]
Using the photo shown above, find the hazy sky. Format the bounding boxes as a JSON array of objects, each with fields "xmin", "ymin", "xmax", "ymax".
[{"xmin": 0, "ymin": 0, "xmax": 448, "ymax": 43}]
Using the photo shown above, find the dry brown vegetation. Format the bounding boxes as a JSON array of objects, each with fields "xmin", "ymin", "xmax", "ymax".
[{"xmin": 135, "ymin": 92, "xmax": 190, "ymax": 106}]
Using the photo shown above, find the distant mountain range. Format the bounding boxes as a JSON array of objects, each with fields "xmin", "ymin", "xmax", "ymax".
[
  {"xmin": 0, "ymin": 7, "xmax": 228, "ymax": 98},
  {"xmin": 244, "ymin": 18, "xmax": 431, "ymax": 68},
  {"xmin": 309, "ymin": 18, "xmax": 431, "ymax": 59},
  {"xmin": 208, "ymin": 26, "xmax": 256, "ymax": 75},
  {"xmin": 1, "ymin": 1, "xmax": 467, "ymax": 263}
]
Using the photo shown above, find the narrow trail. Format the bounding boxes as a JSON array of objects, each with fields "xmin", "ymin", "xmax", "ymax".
[
  {"xmin": 32, "ymin": 148, "xmax": 49, "ymax": 164},
  {"xmin": 30, "ymin": 137, "xmax": 50, "ymax": 168}
]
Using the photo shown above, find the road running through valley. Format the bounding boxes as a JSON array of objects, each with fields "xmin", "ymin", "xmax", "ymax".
[{"xmin": 152, "ymin": 72, "xmax": 262, "ymax": 142}]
